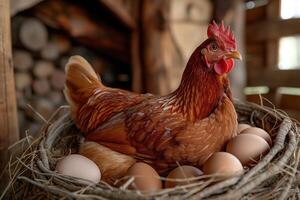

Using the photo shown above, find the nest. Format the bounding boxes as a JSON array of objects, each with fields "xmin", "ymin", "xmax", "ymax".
[{"xmin": 2, "ymin": 101, "xmax": 300, "ymax": 200}]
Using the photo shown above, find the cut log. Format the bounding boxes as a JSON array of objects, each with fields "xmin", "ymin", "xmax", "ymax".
[
  {"xmin": 50, "ymin": 69, "xmax": 65, "ymax": 90},
  {"xmin": 17, "ymin": 110, "xmax": 26, "ymax": 136},
  {"xmin": 59, "ymin": 56, "xmax": 69, "ymax": 70},
  {"xmin": 33, "ymin": 60, "xmax": 55, "ymax": 78},
  {"xmin": 41, "ymin": 42, "xmax": 60, "ymax": 60},
  {"xmin": 32, "ymin": 98, "xmax": 54, "ymax": 119},
  {"xmin": 32, "ymin": 79, "xmax": 51, "ymax": 96},
  {"xmin": 19, "ymin": 18, "xmax": 48, "ymax": 51},
  {"xmin": 15, "ymin": 72, "xmax": 32, "ymax": 90},
  {"xmin": 26, "ymin": 122, "xmax": 41, "ymax": 137},
  {"xmin": 48, "ymin": 91, "xmax": 64, "ymax": 105},
  {"xmin": 15, "ymin": 90, "xmax": 27, "ymax": 109},
  {"xmin": 13, "ymin": 49, "xmax": 33, "ymax": 71},
  {"xmin": 52, "ymin": 34, "xmax": 71, "ymax": 54}
]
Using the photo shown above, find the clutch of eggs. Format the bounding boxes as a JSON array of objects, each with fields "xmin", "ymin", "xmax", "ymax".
[{"xmin": 53, "ymin": 124, "xmax": 272, "ymax": 190}]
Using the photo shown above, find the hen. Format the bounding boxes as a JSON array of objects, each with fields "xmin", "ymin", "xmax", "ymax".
[{"xmin": 64, "ymin": 21, "xmax": 242, "ymax": 182}]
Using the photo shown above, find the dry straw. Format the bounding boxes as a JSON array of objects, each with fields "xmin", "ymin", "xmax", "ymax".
[{"xmin": 1, "ymin": 100, "xmax": 300, "ymax": 200}]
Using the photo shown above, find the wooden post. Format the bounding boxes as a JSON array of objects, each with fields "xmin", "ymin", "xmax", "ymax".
[
  {"xmin": 0, "ymin": 0, "xmax": 19, "ymax": 171},
  {"xmin": 141, "ymin": 0, "xmax": 183, "ymax": 95},
  {"xmin": 212, "ymin": 0, "xmax": 246, "ymax": 100}
]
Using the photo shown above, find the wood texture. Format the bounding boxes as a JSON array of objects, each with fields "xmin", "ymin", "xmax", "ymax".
[
  {"xmin": 10, "ymin": 0, "xmax": 43, "ymax": 16},
  {"xmin": 130, "ymin": 1, "xmax": 142, "ymax": 92},
  {"xmin": 141, "ymin": 0, "xmax": 168, "ymax": 94},
  {"xmin": 15, "ymin": 72, "xmax": 32, "ymax": 90},
  {"xmin": 0, "ymin": 0, "xmax": 19, "ymax": 171},
  {"xmin": 247, "ymin": 69, "xmax": 300, "ymax": 88},
  {"xmin": 13, "ymin": 49, "xmax": 33, "ymax": 71},
  {"xmin": 98, "ymin": 0, "xmax": 135, "ymax": 30},
  {"xmin": 19, "ymin": 18, "xmax": 48, "ymax": 51},
  {"xmin": 34, "ymin": 0, "xmax": 130, "ymax": 63},
  {"xmin": 247, "ymin": 18, "xmax": 300, "ymax": 41},
  {"xmin": 266, "ymin": 0, "xmax": 280, "ymax": 69},
  {"xmin": 141, "ymin": 0, "xmax": 183, "ymax": 94}
]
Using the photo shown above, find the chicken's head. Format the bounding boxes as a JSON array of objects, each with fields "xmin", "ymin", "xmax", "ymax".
[{"xmin": 200, "ymin": 21, "xmax": 242, "ymax": 75}]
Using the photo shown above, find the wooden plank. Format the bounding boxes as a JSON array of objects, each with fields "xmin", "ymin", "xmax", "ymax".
[
  {"xmin": 130, "ymin": 1, "xmax": 142, "ymax": 93},
  {"xmin": 266, "ymin": 0, "xmax": 280, "ymax": 69},
  {"xmin": 98, "ymin": 0, "xmax": 135, "ymax": 30},
  {"xmin": 10, "ymin": 0, "xmax": 43, "ymax": 16},
  {"xmin": 246, "ymin": 4, "xmax": 266, "ymax": 24},
  {"xmin": 284, "ymin": 110, "xmax": 300, "ymax": 121},
  {"xmin": 248, "ymin": 69, "xmax": 300, "ymax": 87},
  {"xmin": 247, "ymin": 19, "xmax": 300, "ymax": 41},
  {"xmin": 246, "ymin": 93, "xmax": 277, "ymax": 106},
  {"xmin": 229, "ymin": 0, "xmax": 246, "ymax": 100},
  {"xmin": 35, "ymin": 0, "xmax": 131, "ymax": 63},
  {"xmin": 279, "ymin": 94, "xmax": 300, "ymax": 111},
  {"xmin": 0, "ymin": 0, "xmax": 19, "ymax": 171},
  {"xmin": 141, "ymin": 0, "xmax": 184, "ymax": 95}
]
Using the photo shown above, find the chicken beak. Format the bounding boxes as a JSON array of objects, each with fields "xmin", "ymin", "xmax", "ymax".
[{"xmin": 225, "ymin": 50, "xmax": 242, "ymax": 60}]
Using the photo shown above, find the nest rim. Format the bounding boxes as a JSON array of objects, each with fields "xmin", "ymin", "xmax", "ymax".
[{"xmin": 4, "ymin": 100, "xmax": 300, "ymax": 200}]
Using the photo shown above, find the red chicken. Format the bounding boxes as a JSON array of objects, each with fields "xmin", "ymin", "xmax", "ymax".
[{"xmin": 64, "ymin": 21, "xmax": 242, "ymax": 182}]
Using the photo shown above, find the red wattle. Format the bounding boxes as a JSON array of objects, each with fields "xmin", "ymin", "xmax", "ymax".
[{"xmin": 214, "ymin": 59, "xmax": 234, "ymax": 75}]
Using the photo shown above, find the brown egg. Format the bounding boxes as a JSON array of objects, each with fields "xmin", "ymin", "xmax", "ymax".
[
  {"xmin": 126, "ymin": 162, "xmax": 162, "ymax": 193},
  {"xmin": 165, "ymin": 166, "xmax": 203, "ymax": 188},
  {"xmin": 202, "ymin": 152, "xmax": 243, "ymax": 177},
  {"xmin": 226, "ymin": 134, "xmax": 270, "ymax": 166},
  {"xmin": 237, "ymin": 123, "xmax": 251, "ymax": 133},
  {"xmin": 240, "ymin": 127, "xmax": 272, "ymax": 145}
]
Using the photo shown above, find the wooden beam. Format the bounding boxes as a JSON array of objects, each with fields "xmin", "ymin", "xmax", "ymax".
[
  {"xmin": 141, "ymin": 0, "xmax": 169, "ymax": 94},
  {"xmin": 130, "ymin": 1, "xmax": 142, "ymax": 92},
  {"xmin": 10, "ymin": 0, "xmax": 43, "ymax": 16},
  {"xmin": 247, "ymin": 18, "xmax": 300, "ymax": 41},
  {"xmin": 265, "ymin": 0, "xmax": 280, "ymax": 69},
  {"xmin": 140, "ymin": 0, "xmax": 184, "ymax": 95},
  {"xmin": 248, "ymin": 69, "xmax": 300, "ymax": 88},
  {"xmin": 0, "ymin": 0, "xmax": 19, "ymax": 171},
  {"xmin": 98, "ymin": 0, "xmax": 136, "ymax": 30}
]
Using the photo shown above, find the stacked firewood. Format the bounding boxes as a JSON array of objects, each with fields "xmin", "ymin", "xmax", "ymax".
[
  {"xmin": 12, "ymin": 17, "xmax": 69, "ymax": 135},
  {"xmin": 12, "ymin": 0, "xmax": 132, "ymax": 136}
]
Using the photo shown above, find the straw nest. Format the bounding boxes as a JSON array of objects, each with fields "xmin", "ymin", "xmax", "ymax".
[{"xmin": 2, "ymin": 101, "xmax": 300, "ymax": 200}]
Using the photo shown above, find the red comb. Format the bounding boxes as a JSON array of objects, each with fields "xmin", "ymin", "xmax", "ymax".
[{"xmin": 207, "ymin": 21, "xmax": 236, "ymax": 50}]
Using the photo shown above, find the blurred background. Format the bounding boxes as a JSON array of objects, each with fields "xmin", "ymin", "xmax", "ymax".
[{"xmin": 9, "ymin": 0, "xmax": 300, "ymax": 136}]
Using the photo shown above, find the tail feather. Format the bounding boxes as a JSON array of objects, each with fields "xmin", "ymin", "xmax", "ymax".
[{"xmin": 64, "ymin": 55, "xmax": 103, "ymax": 115}]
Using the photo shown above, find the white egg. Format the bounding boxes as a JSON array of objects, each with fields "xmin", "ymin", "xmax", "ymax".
[{"xmin": 55, "ymin": 154, "xmax": 101, "ymax": 183}]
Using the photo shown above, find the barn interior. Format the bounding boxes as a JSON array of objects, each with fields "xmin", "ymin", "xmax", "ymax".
[{"xmin": 0, "ymin": 0, "xmax": 300, "ymax": 194}]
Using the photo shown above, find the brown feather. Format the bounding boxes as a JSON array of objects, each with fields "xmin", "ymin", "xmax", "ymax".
[{"xmin": 79, "ymin": 142, "xmax": 136, "ymax": 183}]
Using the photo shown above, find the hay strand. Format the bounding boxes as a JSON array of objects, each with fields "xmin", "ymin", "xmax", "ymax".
[{"xmin": 2, "ymin": 101, "xmax": 299, "ymax": 199}]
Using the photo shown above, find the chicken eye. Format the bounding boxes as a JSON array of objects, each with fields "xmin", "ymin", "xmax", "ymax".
[{"xmin": 210, "ymin": 43, "xmax": 219, "ymax": 51}]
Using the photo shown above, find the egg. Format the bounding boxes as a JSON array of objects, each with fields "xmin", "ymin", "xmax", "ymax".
[
  {"xmin": 237, "ymin": 123, "xmax": 251, "ymax": 133},
  {"xmin": 226, "ymin": 134, "xmax": 270, "ymax": 166},
  {"xmin": 202, "ymin": 152, "xmax": 243, "ymax": 177},
  {"xmin": 165, "ymin": 166, "xmax": 203, "ymax": 188},
  {"xmin": 240, "ymin": 127, "xmax": 272, "ymax": 145},
  {"xmin": 126, "ymin": 162, "xmax": 162, "ymax": 193},
  {"xmin": 55, "ymin": 154, "xmax": 101, "ymax": 184}
]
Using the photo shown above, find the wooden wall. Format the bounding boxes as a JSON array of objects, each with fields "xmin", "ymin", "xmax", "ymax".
[{"xmin": 245, "ymin": 0, "xmax": 300, "ymax": 120}]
